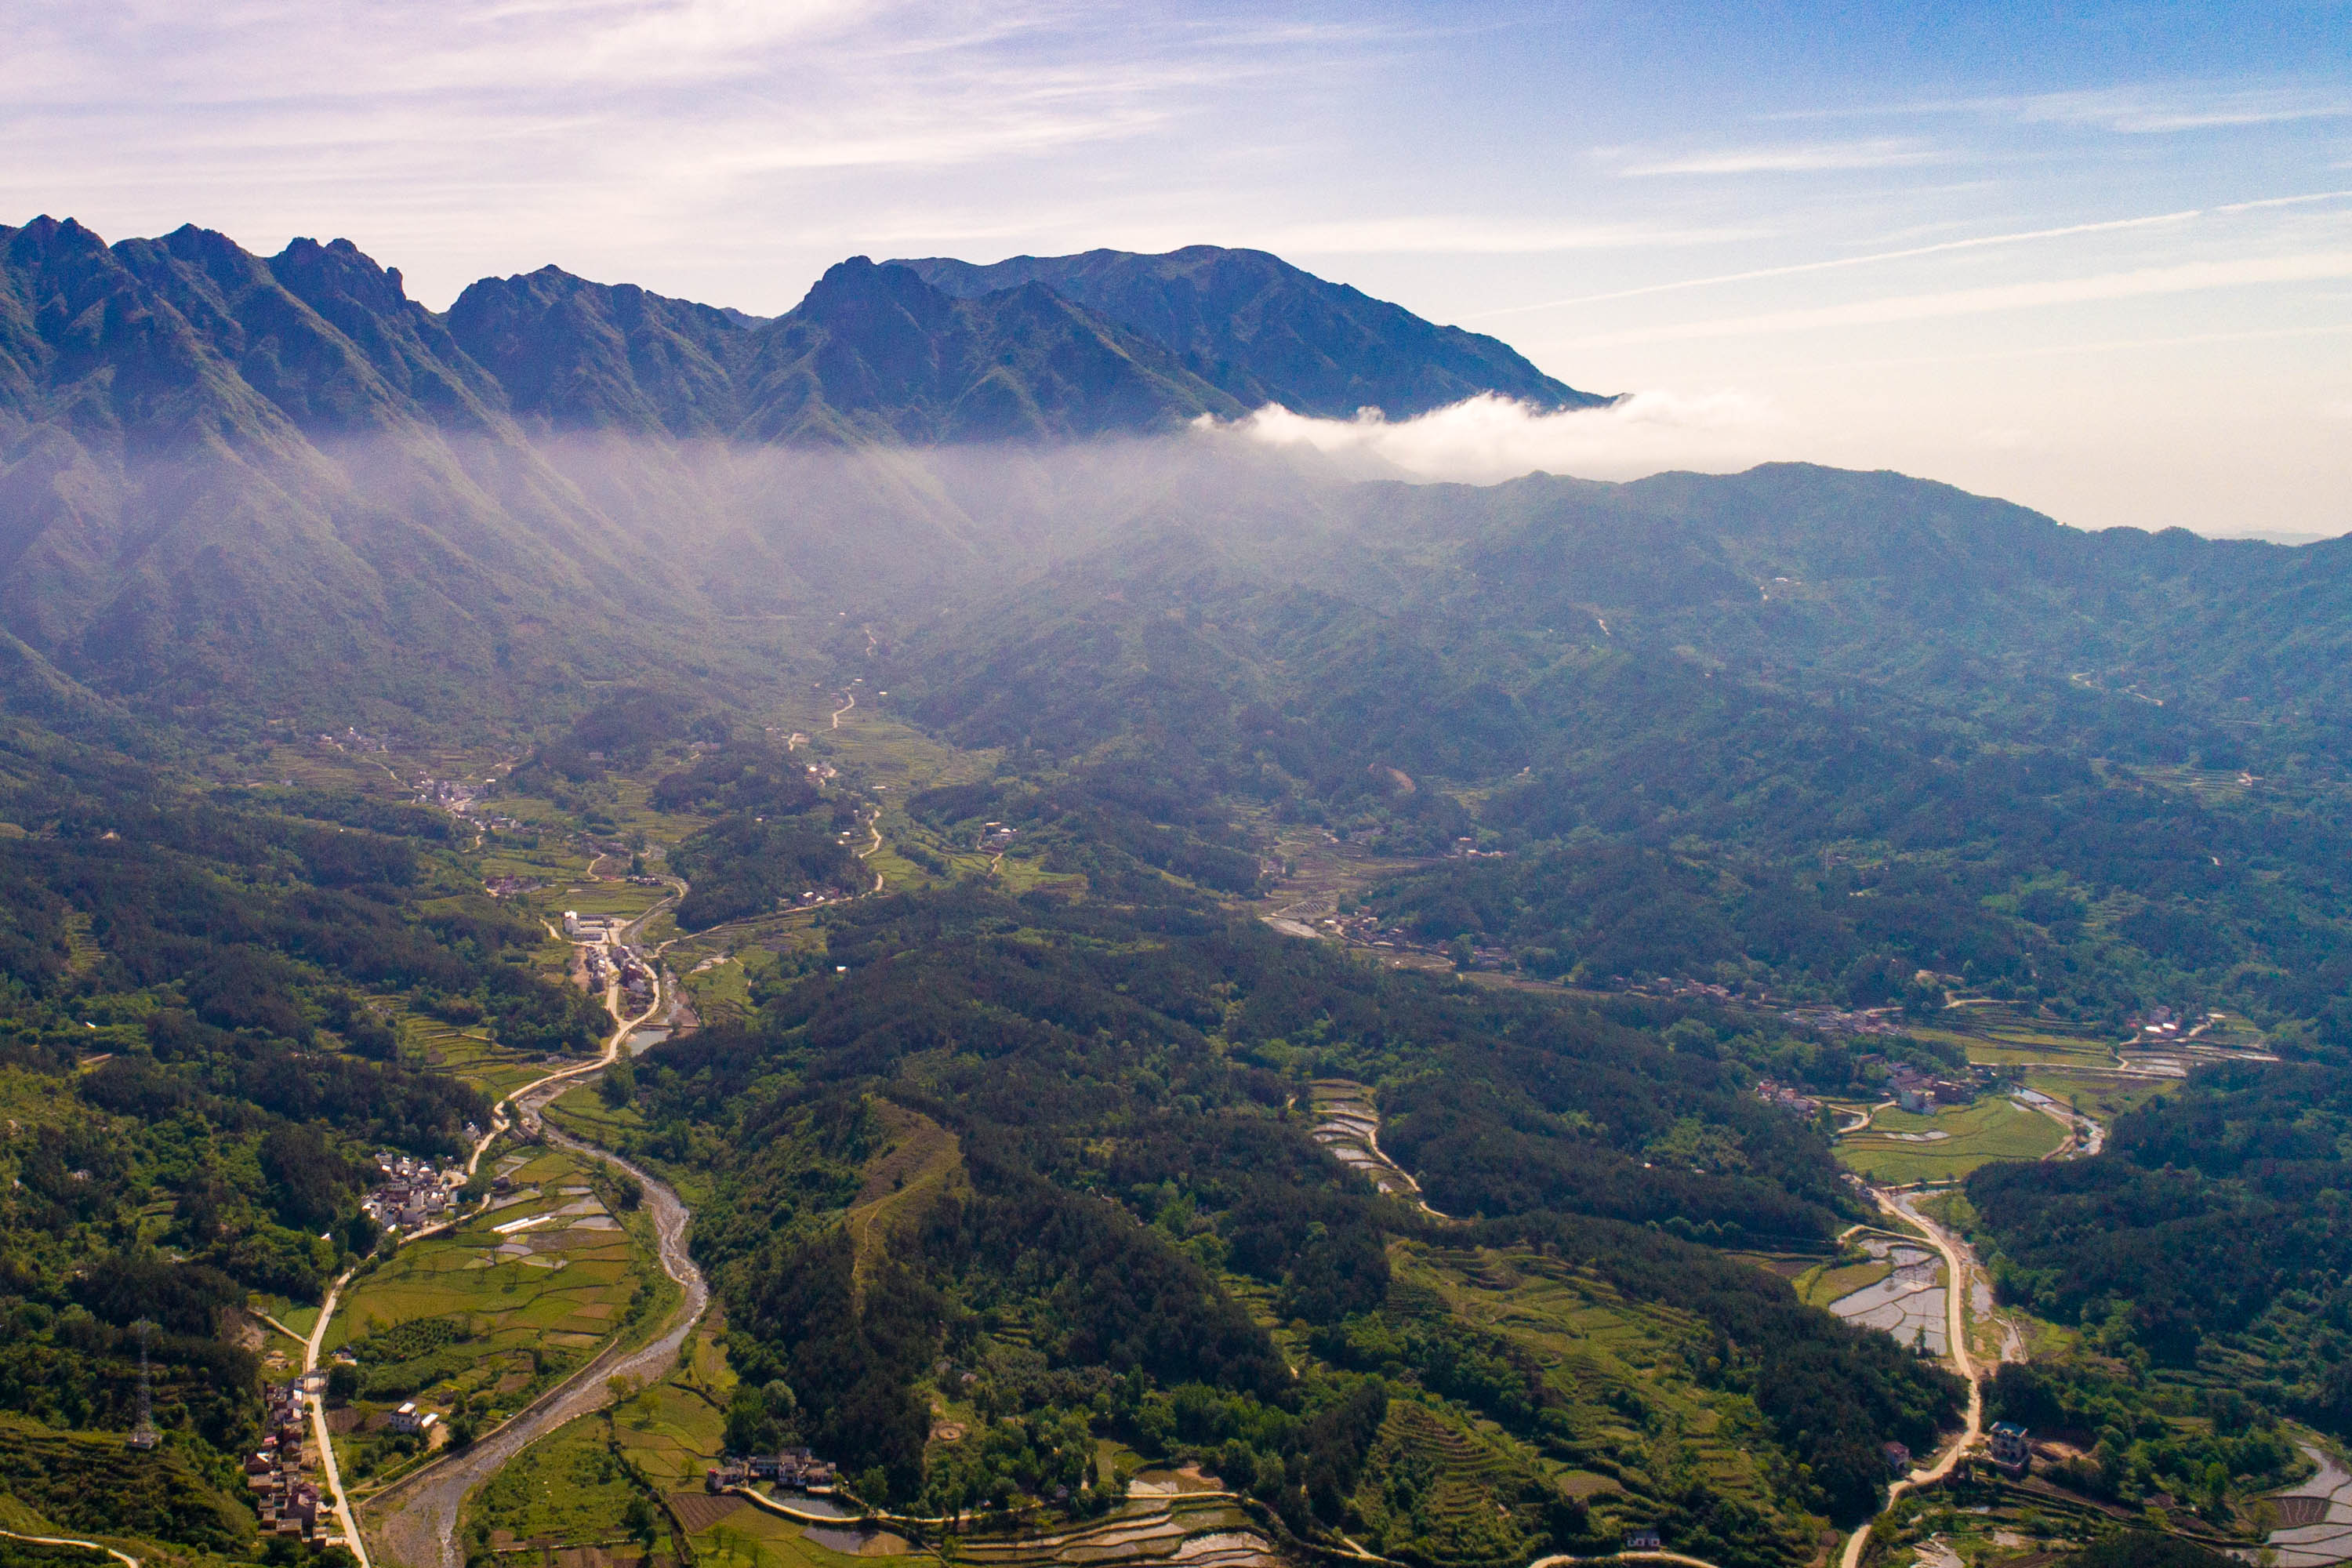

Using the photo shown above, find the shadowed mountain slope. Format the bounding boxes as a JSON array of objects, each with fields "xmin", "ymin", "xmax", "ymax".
[
  {"xmin": 446, "ymin": 263, "xmax": 752, "ymax": 437},
  {"xmin": 0, "ymin": 216, "xmax": 697, "ymax": 720},
  {"xmin": 733, "ymin": 256, "xmax": 1243, "ymax": 442},
  {"xmin": 892, "ymin": 244, "xmax": 1614, "ymax": 418}
]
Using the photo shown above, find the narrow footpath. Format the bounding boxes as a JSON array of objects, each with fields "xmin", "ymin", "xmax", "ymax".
[{"xmin": 0, "ymin": 1529, "xmax": 142, "ymax": 1568}]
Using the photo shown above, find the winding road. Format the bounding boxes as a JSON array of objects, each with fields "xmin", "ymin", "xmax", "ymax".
[
  {"xmin": 325, "ymin": 878, "xmax": 706, "ymax": 1568},
  {"xmin": 0, "ymin": 1530, "xmax": 142, "ymax": 1568},
  {"xmin": 1835, "ymin": 1189, "xmax": 1985, "ymax": 1568},
  {"xmin": 307, "ymin": 1269, "xmax": 371, "ymax": 1566}
]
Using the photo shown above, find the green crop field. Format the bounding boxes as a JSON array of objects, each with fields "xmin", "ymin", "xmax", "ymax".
[
  {"xmin": 460, "ymin": 1320, "xmax": 739, "ymax": 1564},
  {"xmin": 546, "ymin": 1087, "xmax": 719, "ymax": 1211},
  {"xmin": 677, "ymin": 953, "xmax": 759, "ymax": 1025},
  {"xmin": 543, "ymin": 880, "xmax": 671, "ymax": 923},
  {"xmin": 610, "ymin": 1316, "xmax": 735, "ymax": 1491},
  {"xmin": 1835, "ymin": 1095, "xmax": 2067, "ymax": 1184},
  {"xmin": 325, "ymin": 1145, "xmax": 661, "ymax": 1496},
  {"xmin": 1906, "ymin": 1007, "xmax": 2122, "ymax": 1071},
  {"xmin": 2020, "ymin": 1071, "xmax": 2177, "ymax": 1125},
  {"xmin": 400, "ymin": 1012, "xmax": 555, "ymax": 1099},
  {"xmin": 1796, "ymin": 1258, "xmax": 1895, "ymax": 1309},
  {"xmin": 467, "ymin": 1414, "xmax": 659, "ymax": 1554},
  {"xmin": 693, "ymin": 1503, "xmax": 898, "ymax": 1568}
]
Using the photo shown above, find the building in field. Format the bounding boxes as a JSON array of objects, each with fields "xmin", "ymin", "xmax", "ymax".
[{"xmin": 1988, "ymin": 1421, "xmax": 2031, "ymax": 1475}]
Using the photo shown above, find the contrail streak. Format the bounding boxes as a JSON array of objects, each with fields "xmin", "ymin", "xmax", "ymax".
[{"xmin": 1469, "ymin": 190, "xmax": 2352, "ymax": 319}]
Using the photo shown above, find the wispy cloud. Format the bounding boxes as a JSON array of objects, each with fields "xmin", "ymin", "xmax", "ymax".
[
  {"xmin": 1471, "ymin": 210, "xmax": 2203, "ymax": 318},
  {"xmin": 0, "ymin": 0, "xmax": 1378, "ymax": 303},
  {"xmin": 1613, "ymin": 139, "xmax": 1944, "ymax": 176},
  {"xmin": 1250, "ymin": 215, "xmax": 1766, "ymax": 256},
  {"xmin": 1770, "ymin": 320, "xmax": 2352, "ymax": 376},
  {"xmin": 1559, "ymin": 252, "xmax": 2352, "ymax": 347},
  {"xmin": 1996, "ymin": 84, "xmax": 2352, "ymax": 133},
  {"xmin": 1779, "ymin": 81, "xmax": 2352, "ymax": 135},
  {"xmin": 1471, "ymin": 191, "xmax": 2352, "ymax": 318}
]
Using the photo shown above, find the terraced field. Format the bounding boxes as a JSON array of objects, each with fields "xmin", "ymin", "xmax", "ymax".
[
  {"xmin": 844, "ymin": 1105, "xmax": 963, "ymax": 1291},
  {"xmin": 403, "ymin": 1014, "xmax": 555, "ymax": 1102},
  {"xmin": 941, "ymin": 1496, "xmax": 1275, "ymax": 1568},
  {"xmin": 1795, "ymin": 1257, "xmax": 1896, "ymax": 1310},
  {"xmin": 1384, "ymin": 1243, "xmax": 1808, "ymax": 1556},
  {"xmin": 546, "ymin": 1088, "xmax": 720, "ymax": 1211},
  {"xmin": 695, "ymin": 1503, "xmax": 905, "ymax": 1568},
  {"xmin": 612, "ymin": 1316, "xmax": 736, "ymax": 1494},
  {"xmin": 1348, "ymin": 1398, "xmax": 1545, "ymax": 1567},
  {"xmin": 466, "ymin": 1417, "xmax": 655, "ymax": 1558}
]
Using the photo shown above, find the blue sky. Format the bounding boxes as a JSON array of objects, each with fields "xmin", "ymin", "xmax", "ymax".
[{"xmin": 5, "ymin": 0, "xmax": 2347, "ymax": 533}]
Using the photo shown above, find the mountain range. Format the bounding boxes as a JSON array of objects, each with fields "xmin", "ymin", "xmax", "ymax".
[
  {"xmin": 6, "ymin": 211, "xmax": 2352, "ymax": 1568},
  {"xmin": 0, "ymin": 217, "xmax": 1616, "ymax": 718},
  {"xmin": 1, "ymin": 212, "xmax": 2347, "ymax": 753},
  {"xmin": 891, "ymin": 245, "xmax": 1608, "ymax": 419}
]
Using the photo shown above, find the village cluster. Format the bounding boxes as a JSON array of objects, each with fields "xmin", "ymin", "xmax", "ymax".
[
  {"xmin": 706, "ymin": 1446, "xmax": 839, "ymax": 1494},
  {"xmin": 564, "ymin": 911, "xmax": 660, "ymax": 1010},
  {"xmin": 1753, "ymin": 1062, "xmax": 1994, "ymax": 1120},
  {"xmin": 359, "ymin": 1151, "xmax": 462, "ymax": 1234},
  {"xmin": 2131, "ymin": 1003, "xmax": 2223, "ymax": 1042},
  {"xmin": 243, "ymin": 1379, "xmax": 335, "ymax": 1547},
  {"xmin": 1316, "ymin": 912, "xmax": 1514, "ymax": 970}
]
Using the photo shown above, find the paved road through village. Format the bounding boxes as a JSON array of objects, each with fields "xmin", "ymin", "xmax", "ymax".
[
  {"xmin": 362, "ymin": 1109, "xmax": 709, "ymax": 1568},
  {"xmin": 346, "ymin": 878, "xmax": 710, "ymax": 1568}
]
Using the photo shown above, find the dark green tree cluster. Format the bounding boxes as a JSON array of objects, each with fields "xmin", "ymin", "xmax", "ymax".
[
  {"xmin": 1971, "ymin": 1059, "xmax": 2352, "ymax": 1435},
  {"xmin": 610, "ymin": 872, "xmax": 1955, "ymax": 1549}
]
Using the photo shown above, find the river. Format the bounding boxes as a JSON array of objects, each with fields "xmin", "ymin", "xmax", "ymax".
[{"xmin": 361, "ymin": 1082, "xmax": 710, "ymax": 1568}]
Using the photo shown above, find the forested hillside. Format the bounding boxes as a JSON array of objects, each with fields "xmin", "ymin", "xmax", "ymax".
[
  {"xmin": 4, "ymin": 210, "xmax": 2349, "ymax": 1568},
  {"xmin": 0, "ymin": 710, "xmax": 617, "ymax": 1550},
  {"xmin": 604, "ymin": 874, "xmax": 1960, "ymax": 1561}
]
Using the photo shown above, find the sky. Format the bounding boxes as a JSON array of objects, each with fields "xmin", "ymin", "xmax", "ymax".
[{"xmin": 5, "ymin": 0, "xmax": 2349, "ymax": 536}]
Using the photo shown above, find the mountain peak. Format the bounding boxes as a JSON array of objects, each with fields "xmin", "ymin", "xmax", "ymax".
[
  {"xmin": 741, "ymin": 255, "xmax": 1240, "ymax": 445},
  {"xmin": 891, "ymin": 243, "xmax": 1612, "ymax": 419}
]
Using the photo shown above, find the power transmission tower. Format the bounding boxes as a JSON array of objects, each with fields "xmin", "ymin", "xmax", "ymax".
[{"xmin": 127, "ymin": 1319, "xmax": 160, "ymax": 1450}]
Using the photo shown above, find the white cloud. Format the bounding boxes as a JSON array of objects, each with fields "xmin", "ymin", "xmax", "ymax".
[
  {"xmin": 1469, "ymin": 208, "xmax": 2213, "ymax": 318},
  {"xmin": 1774, "ymin": 81, "xmax": 2352, "ymax": 136},
  {"xmin": 1204, "ymin": 390, "xmax": 1784, "ymax": 483},
  {"xmin": 2000, "ymin": 84, "xmax": 2352, "ymax": 134},
  {"xmin": 1614, "ymin": 139, "xmax": 1944, "ymax": 176}
]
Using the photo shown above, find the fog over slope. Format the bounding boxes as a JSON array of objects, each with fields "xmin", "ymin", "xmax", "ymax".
[{"xmin": 2, "ymin": 212, "xmax": 2348, "ymax": 753}]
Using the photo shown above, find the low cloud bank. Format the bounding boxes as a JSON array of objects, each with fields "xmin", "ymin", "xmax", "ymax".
[{"xmin": 1205, "ymin": 390, "xmax": 1784, "ymax": 483}]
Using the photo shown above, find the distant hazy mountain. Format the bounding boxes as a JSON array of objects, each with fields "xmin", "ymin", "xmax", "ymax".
[
  {"xmin": 730, "ymin": 257, "xmax": 1243, "ymax": 443},
  {"xmin": 5, "ymin": 212, "xmax": 2347, "ymax": 744},
  {"xmin": 446, "ymin": 263, "xmax": 752, "ymax": 437},
  {"xmin": 447, "ymin": 256, "xmax": 1242, "ymax": 441},
  {"xmin": 0, "ymin": 216, "xmax": 689, "ymax": 718},
  {"xmin": 892, "ymin": 245, "xmax": 1614, "ymax": 418}
]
